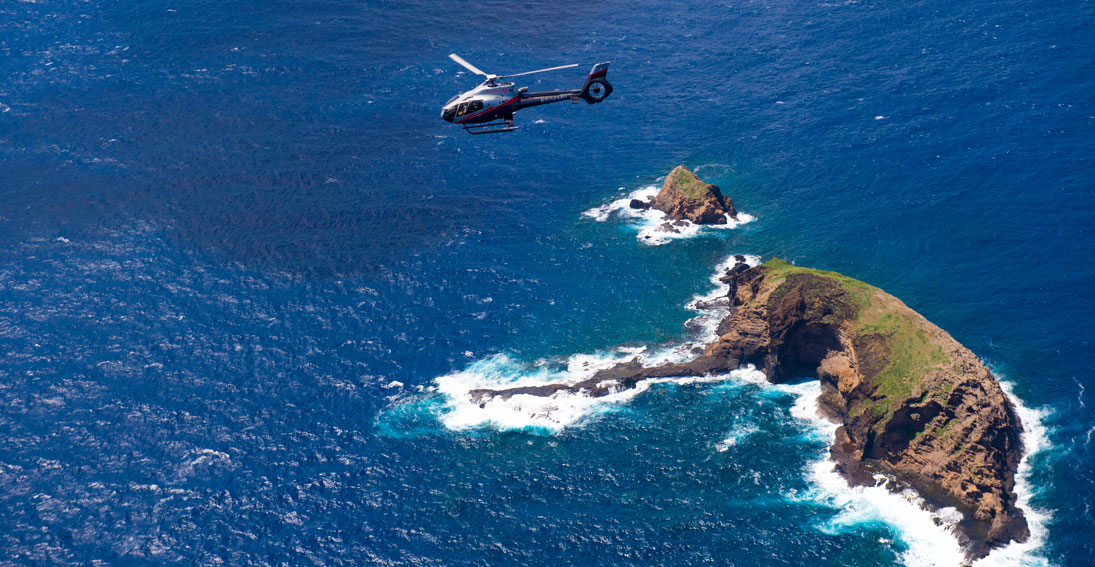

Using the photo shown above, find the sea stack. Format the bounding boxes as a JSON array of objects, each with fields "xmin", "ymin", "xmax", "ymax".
[{"xmin": 645, "ymin": 165, "xmax": 738, "ymax": 224}]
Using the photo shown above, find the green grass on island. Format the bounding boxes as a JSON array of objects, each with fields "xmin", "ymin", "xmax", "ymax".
[
  {"xmin": 761, "ymin": 258, "xmax": 956, "ymax": 420},
  {"xmin": 668, "ymin": 166, "xmax": 715, "ymax": 200}
]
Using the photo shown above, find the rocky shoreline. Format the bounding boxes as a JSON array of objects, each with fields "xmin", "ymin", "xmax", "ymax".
[{"xmin": 466, "ymin": 256, "xmax": 1029, "ymax": 560}]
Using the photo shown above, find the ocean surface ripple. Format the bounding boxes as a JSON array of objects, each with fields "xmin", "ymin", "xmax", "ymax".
[{"xmin": 2, "ymin": 0, "xmax": 1092, "ymax": 565}]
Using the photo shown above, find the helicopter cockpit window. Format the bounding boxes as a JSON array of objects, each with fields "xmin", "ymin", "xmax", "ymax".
[{"xmin": 456, "ymin": 101, "xmax": 484, "ymax": 117}]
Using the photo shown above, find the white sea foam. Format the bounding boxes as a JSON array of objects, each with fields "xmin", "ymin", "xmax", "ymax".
[
  {"xmin": 681, "ymin": 254, "xmax": 761, "ymax": 345},
  {"xmin": 974, "ymin": 381, "xmax": 1053, "ymax": 567},
  {"xmin": 434, "ymin": 352, "xmax": 640, "ymax": 433},
  {"xmin": 780, "ymin": 378, "xmax": 1054, "ymax": 567},
  {"xmin": 591, "ymin": 253, "xmax": 758, "ymax": 369},
  {"xmin": 393, "ymin": 244, "xmax": 1056, "ymax": 565},
  {"xmin": 416, "ymin": 253, "xmax": 762, "ymax": 434},
  {"xmin": 432, "ymin": 351, "xmax": 768, "ymax": 433},
  {"xmin": 716, "ymin": 423, "xmax": 760, "ymax": 451},
  {"xmin": 582, "ymin": 184, "xmax": 754, "ymax": 245},
  {"xmin": 780, "ymin": 381, "xmax": 967, "ymax": 567}
]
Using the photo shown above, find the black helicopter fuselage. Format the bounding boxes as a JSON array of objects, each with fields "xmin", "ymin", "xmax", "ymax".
[{"xmin": 441, "ymin": 63, "xmax": 612, "ymax": 134}]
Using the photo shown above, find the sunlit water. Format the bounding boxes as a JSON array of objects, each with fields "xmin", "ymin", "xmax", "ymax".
[{"xmin": 2, "ymin": 1, "xmax": 1093, "ymax": 565}]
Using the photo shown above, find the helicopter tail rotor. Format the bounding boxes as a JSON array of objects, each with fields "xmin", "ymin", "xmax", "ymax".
[{"xmin": 579, "ymin": 62, "xmax": 613, "ymax": 104}]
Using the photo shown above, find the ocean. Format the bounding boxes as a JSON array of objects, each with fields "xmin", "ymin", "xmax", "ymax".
[{"xmin": 2, "ymin": 0, "xmax": 1093, "ymax": 565}]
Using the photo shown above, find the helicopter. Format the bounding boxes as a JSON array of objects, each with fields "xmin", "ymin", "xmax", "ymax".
[{"xmin": 441, "ymin": 53, "xmax": 613, "ymax": 134}]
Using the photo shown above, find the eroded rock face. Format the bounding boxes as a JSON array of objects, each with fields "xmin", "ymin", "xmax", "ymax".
[
  {"xmin": 646, "ymin": 165, "xmax": 737, "ymax": 224},
  {"xmin": 465, "ymin": 258, "xmax": 1029, "ymax": 559},
  {"xmin": 703, "ymin": 261, "xmax": 1029, "ymax": 558}
]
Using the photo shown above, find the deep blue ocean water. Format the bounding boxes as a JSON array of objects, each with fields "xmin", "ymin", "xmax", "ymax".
[{"xmin": 2, "ymin": 0, "xmax": 1094, "ymax": 565}]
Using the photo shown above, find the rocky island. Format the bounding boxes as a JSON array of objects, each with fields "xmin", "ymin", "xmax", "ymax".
[
  {"xmin": 630, "ymin": 165, "xmax": 738, "ymax": 225},
  {"xmin": 469, "ymin": 258, "xmax": 1029, "ymax": 559}
]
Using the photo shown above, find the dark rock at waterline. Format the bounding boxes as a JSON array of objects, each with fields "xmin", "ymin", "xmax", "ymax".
[
  {"xmin": 466, "ymin": 257, "xmax": 1029, "ymax": 560},
  {"xmin": 629, "ymin": 198, "xmax": 651, "ymax": 210},
  {"xmin": 702, "ymin": 259, "xmax": 1028, "ymax": 559},
  {"xmin": 468, "ymin": 356, "xmax": 740, "ymax": 405},
  {"xmin": 719, "ymin": 255, "xmax": 753, "ymax": 314}
]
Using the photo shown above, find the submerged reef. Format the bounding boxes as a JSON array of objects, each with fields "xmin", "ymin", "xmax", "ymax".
[{"xmin": 469, "ymin": 258, "xmax": 1029, "ymax": 559}]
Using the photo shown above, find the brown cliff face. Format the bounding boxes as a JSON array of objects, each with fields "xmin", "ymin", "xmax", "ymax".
[
  {"xmin": 705, "ymin": 260, "xmax": 1028, "ymax": 558},
  {"xmin": 649, "ymin": 165, "xmax": 737, "ymax": 224},
  {"xmin": 462, "ymin": 257, "xmax": 1029, "ymax": 559}
]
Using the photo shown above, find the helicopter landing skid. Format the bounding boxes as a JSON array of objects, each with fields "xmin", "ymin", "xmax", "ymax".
[{"xmin": 462, "ymin": 118, "xmax": 518, "ymax": 135}]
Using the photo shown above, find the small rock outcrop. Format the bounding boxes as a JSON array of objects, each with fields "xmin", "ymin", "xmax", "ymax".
[
  {"xmin": 465, "ymin": 258, "xmax": 1029, "ymax": 559},
  {"xmin": 637, "ymin": 166, "xmax": 737, "ymax": 224}
]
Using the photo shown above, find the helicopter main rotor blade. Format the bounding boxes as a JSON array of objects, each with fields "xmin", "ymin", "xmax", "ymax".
[
  {"xmin": 448, "ymin": 53, "xmax": 490, "ymax": 77},
  {"xmin": 498, "ymin": 63, "xmax": 579, "ymax": 79}
]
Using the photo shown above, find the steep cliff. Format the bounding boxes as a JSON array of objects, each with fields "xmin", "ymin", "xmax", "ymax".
[
  {"xmin": 704, "ymin": 259, "xmax": 1028, "ymax": 557},
  {"xmin": 466, "ymin": 258, "xmax": 1029, "ymax": 558}
]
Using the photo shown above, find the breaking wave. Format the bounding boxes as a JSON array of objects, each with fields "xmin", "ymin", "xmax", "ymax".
[
  {"xmin": 378, "ymin": 254, "xmax": 761, "ymax": 435},
  {"xmin": 715, "ymin": 421, "xmax": 761, "ymax": 452},
  {"xmin": 780, "ymin": 379, "xmax": 1054, "ymax": 567},
  {"xmin": 431, "ymin": 355, "xmax": 766, "ymax": 434},
  {"xmin": 583, "ymin": 184, "xmax": 754, "ymax": 245},
  {"xmin": 377, "ymin": 249, "xmax": 1055, "ymax": 567},
  {"xmin": 782, "ymin": 380, "xmax": 967, "ymax": 567},
  {"xmin": 975, "ymin": 380, "xmax": 1054, "ymax": 567}
]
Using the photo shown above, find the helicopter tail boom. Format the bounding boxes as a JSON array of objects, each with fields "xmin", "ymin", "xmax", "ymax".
[{"xmin": 579, "ymin": 62, "xmax": 613, "ymax": 104}]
